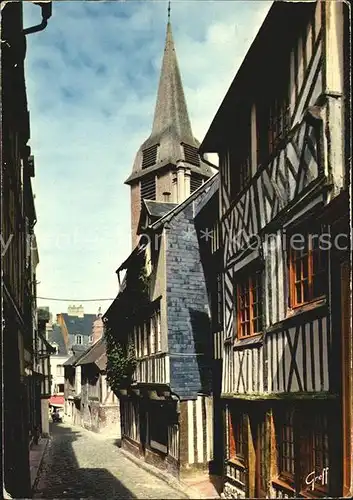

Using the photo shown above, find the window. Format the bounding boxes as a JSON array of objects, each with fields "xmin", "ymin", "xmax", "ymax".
[
  {"xmin": 211, "ymin": 222, "xmax": 220, "ymax": 254},
  {"xmin": 229, "ymin": 411, "xmax": 247, "ymax": 463},
  {"xmin": 229, "ymin": 116, "xmax": 251, "ymax": 198},
  {"xmin": 277, "ymin": 409, "xmax": 295, "ymax": 484},
  {"xmin": 182, "ymin": 142, "xmax": 200, "ymax": 167},
  {"xmin": 75, "ymin": 334, "xmax": 82, "ymax": 345},
  {"xmin": 150, "ymin": 316, "xmax": 156, "ymax": 354},
  {"xmin": 149, "ymin": 402, "xmax": 168, "ymax": 454},
  {"xmin": 143, "ymin": 321, "xmax": 149, "ymax": 356},
  {"xmin": 236, "ymin": 269, "xmax": 263, "ymax": 338},
  {"xmin": 142, "ymin": 144, "xmax": 158, "ymax": 169},
  {"xmin": 256, "ymin": 415, "xmax": 268, "ymax": 498},
  {"xmin": 288, "ymin": 227, "xmax": 328, "ymax": 308},
  {"xmin": 257, "ymin": 77, "xmax": 290, "ymax": 167},
  {"xmin": 140, "ymin": 175, "xmax": 156, "ymax": 203},
  {"xmin": 56, "ymin": 365, "xmax": 64, "ymax": 377},
  {"xmin": 301, "ymin": 414, "xmax": 329, "ymax": 494},
  {"xmin": 156, "ymin": 311, "xmax": 161, "ymax": 352},
  {"xmin": 190, "ymin": 175, "xmax": 203, "ymax": 193},
  {"xmin": 89, "ymin": 335, "xmax": 93, "ymax": 343}
]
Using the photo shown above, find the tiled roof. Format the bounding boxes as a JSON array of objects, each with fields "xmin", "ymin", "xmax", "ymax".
[{"xmin": 62, "ymin": 345, "xmax": 87, "ymax": 366}]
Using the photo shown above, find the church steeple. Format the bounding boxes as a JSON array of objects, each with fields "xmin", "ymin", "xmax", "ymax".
[
  {"xmin": 149, "ymin": 14, "xmax": 194, "ymax": 145},
  {"xmin": 126, "ymin": 3, "xmax": 213, "ymax": 247}
]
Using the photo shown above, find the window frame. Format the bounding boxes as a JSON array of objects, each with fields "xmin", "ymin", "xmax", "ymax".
[
  {"xmin": 235, "ymin": 267, "xmax": 264, "ymax": 339},
  {"xmin": 275, "ymin": 408, "xmax": 295, "ymax": 488},
  {"xmin": 300, "ymin": 413, "xmax": 329, "ymax": 496},
  {"xmin": 288, "ymin": 225, "xmax": 328, "ymax": 309},
  {"xmin": 75, "ymin": 334, "xmax": 82, "ymax": 345},
  {"xmin": 228, "ymin": 410, "xmax": 247, "ymax": 466}
]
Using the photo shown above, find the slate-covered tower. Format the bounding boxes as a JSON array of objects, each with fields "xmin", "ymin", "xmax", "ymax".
[{"xmin": 125, "ymin": 17, "xmax": 213, "ymax": 247}]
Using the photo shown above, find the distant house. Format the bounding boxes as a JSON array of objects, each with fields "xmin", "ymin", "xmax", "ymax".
[
  {"xmin": 75, "ymin": 338, "xmax": 120, "ymax": 437},
  {"xmin": 63, "ymin": 345, "xmax": 87, "ymax": 426},
  {"xmin": 56, "ymin": 305, "xmax": 97, "ymax": 350},
  {"xmin": 63, "ymin": 316, "xmax": 120, "ymax": 437},
  {"xmin": 47, "ymin": 324, "xmax": 69, "ymax": 402}
]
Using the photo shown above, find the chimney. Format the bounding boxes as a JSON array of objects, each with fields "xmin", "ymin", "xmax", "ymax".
[{"xmin": 92, "ymin": 313, "xmax": 104, "ymax": 344}]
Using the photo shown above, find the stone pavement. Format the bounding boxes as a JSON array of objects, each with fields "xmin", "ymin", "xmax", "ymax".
[{"xmin": 33, "ymin": 422, "xmax": 187, "ymax": 499}]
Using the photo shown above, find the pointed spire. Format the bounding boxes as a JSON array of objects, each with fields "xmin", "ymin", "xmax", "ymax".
[{"xmin": 149, "ymin": 7, "xmax": 194, "ymax": 144}]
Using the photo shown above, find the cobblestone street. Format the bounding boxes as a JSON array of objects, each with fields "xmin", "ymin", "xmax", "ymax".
[{"xmin": 34, "ymin": 423, "xmax": 187, "ymax": 499}]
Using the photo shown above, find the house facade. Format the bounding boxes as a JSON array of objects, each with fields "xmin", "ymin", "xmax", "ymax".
[
  {"xmin": 105, "ymin": 175, "xmax": 217, "ymax": 479},
  {"xmin": 199, "ymin": 1, "xmax": 351, "ymax": 498},
  {"xmin": 75, "ymin": 337, "xmax": 120, "ymax": 437},
  {"xmin": 194, "ymin": 174, "xmax": 224, "ymax": 477},
  {"xmin": 0, "ymin": 2, "xmax": 52, "ymax": 497}
]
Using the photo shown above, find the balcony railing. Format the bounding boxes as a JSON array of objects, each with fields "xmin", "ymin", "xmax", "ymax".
[{"xmin": 134, "ymin": 352, "xmax": 170, "ymax": 385}]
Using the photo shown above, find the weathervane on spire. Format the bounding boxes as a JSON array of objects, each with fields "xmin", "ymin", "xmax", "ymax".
[{"xmin": 167, "ymin": 0, "xmax": 171, "ymax": 22}]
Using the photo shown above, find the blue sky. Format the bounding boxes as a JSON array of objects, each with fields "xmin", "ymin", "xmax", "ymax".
[{"xmin": 23, "ymin": 0, "xmax": 272, "ymax": 318}]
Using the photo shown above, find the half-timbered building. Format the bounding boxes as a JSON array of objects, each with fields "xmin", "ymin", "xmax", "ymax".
[
  {"xmin": 1, "ymin": 1, "xmax": 52, "ymax": 496},
  {"xmin": 198, "ymin": 1, "xmax": 351, "ymax": 498}
]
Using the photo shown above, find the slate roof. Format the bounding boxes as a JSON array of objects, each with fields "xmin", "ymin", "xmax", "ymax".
[
  {"xmin": 62, "ymin": 313, "xmax": 96, "ymax": 337},
  {"xmin": 48, "ymin": 325, "xmax": 68, "ymax": 356},
  {"xmin": 76, "ymin": 338, "xmax": 107, "ymax": 371},
  {"xmin": 62, "ymin": 345, "xmax": 87, "ymax": 366},
  {"xmin": 125, "ymin": 21, "xmax": 213, "ymax": 184},
  {"xmin": 193, "ymin": 173, "xmax": 219, "ymax": 217},
  {"xmin": 144, "ymin": 200, "xmax": 178, "ymax": 219}
]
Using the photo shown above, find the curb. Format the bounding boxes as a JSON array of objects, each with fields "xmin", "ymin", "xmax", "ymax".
[
  {"xmin": 31, "ymin": 436, "xmax": 51, "ymax": 494},
  {"xmin": 119, "ymin": 448, "xmax": 219, "ymax": 499}
]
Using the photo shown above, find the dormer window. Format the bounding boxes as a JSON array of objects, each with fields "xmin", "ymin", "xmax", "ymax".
[
  {"xmin": 142, "ymin": 144, "xmax": 159, "ymax": 169},
  {"xmin": 182, "ymin": 142, "xmax": 200, "ymax": 167}
]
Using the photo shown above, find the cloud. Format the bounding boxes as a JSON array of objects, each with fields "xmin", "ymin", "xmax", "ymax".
[{"xmin": 23, "ymin": 0, "xmax": 272, "ymax": 316}]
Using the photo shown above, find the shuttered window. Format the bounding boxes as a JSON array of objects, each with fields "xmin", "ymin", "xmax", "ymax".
[
  {"xmin": 190, "ymin": 175, "xmax": 203, "ymax": 193},
  {"xmin": 142, "ymin": 144, "xmax": 158, "ymax": 169},
  {"xmin": 182, "ymin": 142, "xmax": 200, "ymax": 166},
  {"xmin": 140, "ymin": 175, "xmax": 156, "ymax": 202}
]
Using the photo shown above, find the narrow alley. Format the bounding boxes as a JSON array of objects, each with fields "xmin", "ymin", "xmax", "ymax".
[{"xmin": 33, "ymin": 423, "xmax": 187, "ymax": 499}]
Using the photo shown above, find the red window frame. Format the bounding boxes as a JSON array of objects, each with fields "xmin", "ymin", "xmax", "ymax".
[
  {"xmin": 236, "ymin": 270, "xmax": 263, "ymax": 338},
  {"xmin": 288, "ymin": 228, "xmax": 328, "ymax": 308}
]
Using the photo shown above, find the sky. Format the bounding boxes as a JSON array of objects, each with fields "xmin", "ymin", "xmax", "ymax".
[{"xmin": 23, "ymin": 0, "xmax": 272, "ymax": 319}]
